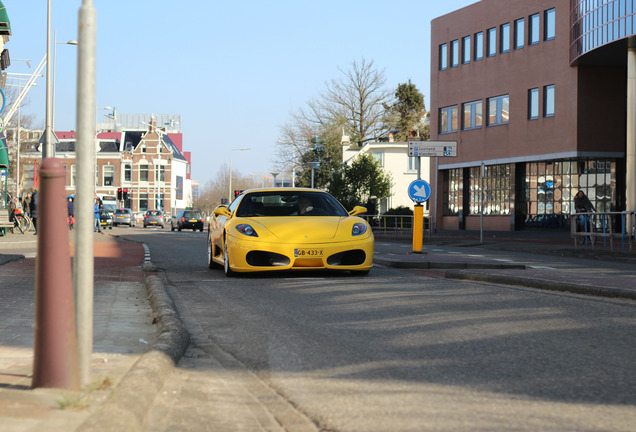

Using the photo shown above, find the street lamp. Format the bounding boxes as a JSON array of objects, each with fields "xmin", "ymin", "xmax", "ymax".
[
  {"xmin": 52, "ymin": 30, "xmax": 78, "ymax": 131},
  {"xmin": 308, "ymin": 161, "xmax": 319, "ymax": 188},
  {"xmin": 228, "ymin": 147, "xmax": 250, "ymax": 202},
  {"xmin": 270, "ymin": 171, "xmax": 280, "ymax": 187}
]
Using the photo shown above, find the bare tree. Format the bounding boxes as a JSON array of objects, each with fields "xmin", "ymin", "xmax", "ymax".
[
  {"xmin": 309, "ymin": 58, "xmax": 392, "ymax": 146},
  {"xmin": 276, "ymin": 58, "xmax": 393, "ymax": 183}
]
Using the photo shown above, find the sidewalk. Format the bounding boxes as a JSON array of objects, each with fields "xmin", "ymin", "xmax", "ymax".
[{"xmin": 0, "ymin": 233, "xmax": 188, "ymax": 432}]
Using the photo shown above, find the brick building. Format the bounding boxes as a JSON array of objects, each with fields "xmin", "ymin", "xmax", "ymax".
[{"xmin": 430, "ymin": 0, "xmax": 635, "ymax": 231}]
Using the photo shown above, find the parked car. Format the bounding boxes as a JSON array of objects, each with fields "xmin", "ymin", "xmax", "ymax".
[
  {"xmin": 143, "ymin": 210, "xmax": 165, "ymax": 228},
  {"xmin": 171, "ymin": 210, "xmax": 204, "ymax": 232},
  {"xmin": 99, "ymin": 210, "xmax": 114, "ymax": 229},
  {"xmin": 113, "ymin": 208, "xmax": 135, "ymax": 227},
  {"xmin": 207, "ymin": 188, "xmax": 374, "ymax": 276}
]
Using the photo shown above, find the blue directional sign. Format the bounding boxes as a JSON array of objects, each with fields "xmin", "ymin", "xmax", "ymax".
[{"xmin": 408, "ymin": 179, "xmax": 432, "ymax": 203}]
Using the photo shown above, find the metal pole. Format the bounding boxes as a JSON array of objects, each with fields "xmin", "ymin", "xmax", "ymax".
[
  {"xmin": 480, "ymin": 162, "xmax": 485, "ymax": 243},
  {"xmin": 44, "ymin": 0, "xmax": 53, "ymax": 159},
  {"xmin": 52, "ymin": 29, "xmax": 57, "ymax": 132},
  {"xmin": 627, "ymin": 39, "xmax": 636, "ymax": 229},
  {"xmin": 74, "ymin": 0, "xmax": 96, "ymax": 387},
  {"xmin": 228, "ymin": 153, "xmax": 233, "ymax": 202}
]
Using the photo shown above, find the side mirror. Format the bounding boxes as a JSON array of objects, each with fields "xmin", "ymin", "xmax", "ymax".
[
  {"xmin": 348, "ymin": 206, "xmax": 367, "ymax": 217},
  {"xmin": 213, "ymin": 205, "xmax": 232, "ymax": 218}
]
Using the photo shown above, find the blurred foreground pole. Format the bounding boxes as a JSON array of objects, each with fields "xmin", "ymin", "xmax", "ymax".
[
  {"xmin": 74, "ymin": 0, "xmax": 96, "ymax": 387},
  {"xmin": 32, "ymin": 159, "xmax": 79, "ymax": 390}
]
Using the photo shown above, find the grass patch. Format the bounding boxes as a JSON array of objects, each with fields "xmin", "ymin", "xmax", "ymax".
[{"xmin": 57, "ymin": 376, "xmax": 114, "ymax": 410}]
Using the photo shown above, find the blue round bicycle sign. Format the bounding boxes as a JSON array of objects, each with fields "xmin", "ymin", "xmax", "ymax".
[{"xmin": 408, "ymin": 179, "xmax": 432, "ymax": 203}]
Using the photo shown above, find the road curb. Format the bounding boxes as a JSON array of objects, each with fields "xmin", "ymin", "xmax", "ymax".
[
  {"xmin": 374, "ymin": 257, "xmax": 526, "ymax": 270},
  {"xmin": 444, "ymin": 270, "xmax": 636, "ymax": 300},
  {"xmin": 77, "ymin": 274, "xmax": 190, "ymax": 432}
]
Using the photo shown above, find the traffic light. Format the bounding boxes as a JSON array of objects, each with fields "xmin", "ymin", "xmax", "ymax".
[
  {"xmin": 234, "ymin": 190, "xmax": 243, "ymax": 198},
  {"xmin": 117, "ymin": 188, "xmax": 122, "ymax": 200},
  {"xmin": 123, "ymin": 188, "xmax": 128, "ymax": 200}
]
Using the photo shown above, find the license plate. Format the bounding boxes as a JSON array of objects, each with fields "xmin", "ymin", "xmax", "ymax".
[
  {"xmin": 118, "ymin": 216, "xmax": 125, "ymax": 219},
  {"xmin": 189, "ymin": 219, "xmax": 198, "ymax": 222},
  {"xmin": 149, "ymin": 221, "xmax": 157, "ymax": 224},
  {"xmin": 294, "ymin": 248, "xmax": 323, "ymax": 257}
]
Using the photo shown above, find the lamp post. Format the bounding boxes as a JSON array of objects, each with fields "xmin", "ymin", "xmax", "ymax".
[
  {"xmin": 270, "ymin": 171, "xmax": 280, "ymax": 187},
  {"xmin": 52, "ymin": 30, "xmax": 78, "ymax": 132},
  {"xmin": 308, "ymin": 161, "xmax": 319, "ymax": 188},
  {"xmin": 228, "ymin": 147, "xmax": 250, "ymax": 202}
]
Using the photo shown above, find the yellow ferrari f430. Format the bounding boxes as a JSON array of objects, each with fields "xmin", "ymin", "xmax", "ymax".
[{"xmin": 207, "ymin": 188, "xmax": 374, "ymax": 276}]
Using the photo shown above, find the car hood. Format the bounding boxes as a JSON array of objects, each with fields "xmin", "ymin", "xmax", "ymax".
[{"xmin": 249, "ymin": 216, "xmax": 342, "ymax": 241}]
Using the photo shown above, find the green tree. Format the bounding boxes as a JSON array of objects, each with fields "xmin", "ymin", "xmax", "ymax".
[
  {"xmin": 328, "ymin": 153, "xmax": 392, "ymax": 210},
  {"xmin": 385, "ymin": 80, "xmax": 429, "ymax": 141},
  {"xmin": 295, "ymin": 137, "xmax": 342, "ymax": 189}
]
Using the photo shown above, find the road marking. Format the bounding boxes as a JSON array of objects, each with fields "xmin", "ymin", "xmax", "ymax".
[
  {"xmin": 494, "ymin": 258, "xmax": 513, "ymax": 262},
  {"xmin": 528, "ymin": 265, "xmax": 556, "ymax": 269}
]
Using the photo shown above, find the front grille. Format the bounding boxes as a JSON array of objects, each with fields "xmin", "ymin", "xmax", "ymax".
[
  {"xmin": 246, "ymin": 251, "xmax": 290, "ymax": 267},
  {"xmin": 326, "ymin": 249, "xmax": 366, "ymax": 266}
]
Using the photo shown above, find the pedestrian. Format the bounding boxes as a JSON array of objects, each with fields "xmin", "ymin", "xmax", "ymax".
[
  {"xmin": 68, "ymin": 197, "xmax": 75, "ymax": 230},
  {"xmin": 574, "ymin": 190, "xmax": 595, "ymax": 213},
  {"xmin": 94, "ymin": 198, "xmax": 102, "ymax": 233},
  {"xmin": 21, "ymin": 192, "xmax": 31, "ymax": 217},
  {"xmin": 29, "ymin": 189, "xmax": 38, "ymax": 235}
]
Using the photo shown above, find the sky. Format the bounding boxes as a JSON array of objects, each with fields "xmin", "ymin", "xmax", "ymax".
[{"xmin": 4, "ymin": 0, "xmax": 476, "ymax": 186}]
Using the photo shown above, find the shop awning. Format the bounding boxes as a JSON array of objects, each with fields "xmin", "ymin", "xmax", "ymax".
[{"xmin": 0, "ymin": 1, "xmax": 11, "ymax": 36}]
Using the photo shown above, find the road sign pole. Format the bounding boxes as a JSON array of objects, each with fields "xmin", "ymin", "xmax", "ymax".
[{"xmin": 413, "ymin": 204, "xmax": 424, "ymax": 253}]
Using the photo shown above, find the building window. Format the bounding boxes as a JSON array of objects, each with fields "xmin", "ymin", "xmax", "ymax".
[
  {"xmin": 155, "ymin": 165, "xmax": 166, "ymax": 182},
  {"xmin": 487, "ymin": 27, "xmax": 497, "ymax": 57},
  {"xmin": 140, "ymin": 164, "xmax": 149, "ymax": 182},
  {"xmin": 440, "ymin": 105, "xmax": 459, "ymax": 133},
  {"xmin": 474, "ymin": 31, "xmax": 484, "ymax": 60},
  {"xmin": 71, "ymin": 165, "xmax": 76, "ymax": 187},
  {"xmin": 103, "ymin": 165, "xmax": 115, "ymax": 187},
  {"xmin": 139, "ymin": 193, "xmax": 148, "ymax": 212},
  {"xmin": 124, "ymin": 163, "xmax": 132, "ymax": 182},
  {"xmin": 544, "ymin": 84, "xmax": 555, "ymax": 117},
  {"xmin": 514, "ymin": 18, "xmax": 525, "ymax": 49},
  {"xmin": 408, "ymin": 156, "xmax": 419, "ymax": 172},
  {"xmin": 440, "ymin": 43, "xmax": 448, "ymax": 70},
  {"xmin": 544, "ymin": 8, "xmax": 555, "ymax": 41},
  {"xmin": 442, "ymin": 168, "xmax": 463, "ymax": 216},
  {"xmin": 462, "ymin": 100, "xmax": 483, "ymax": 130},
  {"xmin": 95, "ymin": 165, "xmax": 99, "ymax": 186},
  {"xmin": 451, "ymin": 39, "xmax": 459, "ymax": 67},
  {"xmin": 141, "ymin": 145, "xmax": 147, "ymax": 153},
  {"xmin": 528, "ymin": 88, "xmax": 539, "ymax": 120},
  {"xmin": 469, "ymin": 164, "xmax": 512, "ymax": 216},
  {"xmin": 500, "ymin": 23, "xmax": 510, "ymax": 53},
  {"xmin": 487, "ymin": 95, "xmax": 509, "ymax": 126},
  {"xmin": 529, "ymin": 13, "xmax": 540, "ymax": 45},
  {"xmin": 462, "ymin": 35, "xmax": 471, "ymax": 64}
]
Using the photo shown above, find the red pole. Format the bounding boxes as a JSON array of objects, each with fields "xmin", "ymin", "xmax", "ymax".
[{"xmin": 32, "ymin": 158, "xmax": 80, "ymax": 390}]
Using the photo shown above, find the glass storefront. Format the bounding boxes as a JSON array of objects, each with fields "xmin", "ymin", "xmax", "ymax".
[{"xmin": 442, "ymin": 158, "xmax": 618, "ymax": 229}]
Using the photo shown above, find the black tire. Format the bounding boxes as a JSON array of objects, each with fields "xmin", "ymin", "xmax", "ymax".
[
  {"xmin": 178, "ymin": 225, "xmax": 182, "ymax": 232},
  {"xmin": 171, "ymin": 224, "xmax": 175, "ymax": 231},
  {"xmin": 223, "ymin": 239, "xmax": 234, "ymax": 277}
]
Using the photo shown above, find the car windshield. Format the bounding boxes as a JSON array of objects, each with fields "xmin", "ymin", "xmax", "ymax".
[
  {"xmin": 147, "ymin": 210, "xmax": 162, "ymax": 216},
  {"xmin": 115, "ymin": 209, "xmax": 129, "ymax": 215},
  {"xmin": 235, "ymin": 191, "xmax": 348, "ymax": 217},
  {"xmin": 184, "ymin": 211, "xmax": 201, "ymax": 218}
]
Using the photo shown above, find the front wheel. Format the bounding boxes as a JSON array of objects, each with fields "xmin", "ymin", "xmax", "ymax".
[{"xmin": 223, "ymin": 239, "xmax": 234, "ymax": 277}]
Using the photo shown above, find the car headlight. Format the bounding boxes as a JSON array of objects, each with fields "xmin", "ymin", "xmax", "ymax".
[
  {"xmin": 236, "ymin": 224, "xmax": 258, "ymax": 237},
  {"xmin": 352, "ymin": 222, "xmax": 367, "ymax": 236}
]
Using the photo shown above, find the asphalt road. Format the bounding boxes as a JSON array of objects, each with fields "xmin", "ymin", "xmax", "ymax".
[{"xmin": 111, "ymin": 227, "xmax": 636, "ymax": 432}]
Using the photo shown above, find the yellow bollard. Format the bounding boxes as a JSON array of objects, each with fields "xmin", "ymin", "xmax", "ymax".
[{"xmin": 412, "ymin": 204, "xmax": 424, "ymax": 253}]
